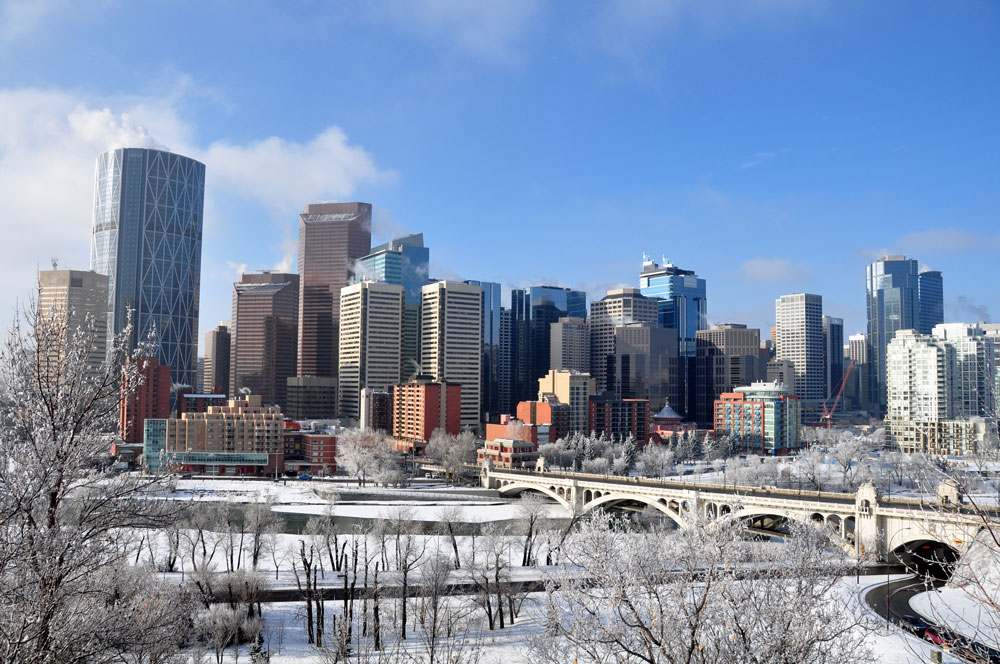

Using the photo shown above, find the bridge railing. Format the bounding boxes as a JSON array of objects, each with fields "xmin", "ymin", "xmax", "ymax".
[{"xmin": 485, "ymin": 466, "xmax": 857, "ymax": 504}]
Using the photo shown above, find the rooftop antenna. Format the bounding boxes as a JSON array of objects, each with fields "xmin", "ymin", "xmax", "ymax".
[{"xmin": 51, "ymin": 257, "xmax": 58, "ymax": 270}]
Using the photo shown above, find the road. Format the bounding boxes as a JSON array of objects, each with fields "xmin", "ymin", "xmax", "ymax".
[{"xmin": 864, "ymin": 575, "xmax": 1000, "ymax": 663}]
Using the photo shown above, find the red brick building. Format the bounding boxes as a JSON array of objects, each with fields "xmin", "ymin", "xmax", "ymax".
[
  {"xmin": 392, "ymin": 375, "xmax": 462, "ymax": 453},
  {"xmin": 516, "ymin": 399, "xmax": 570, "ymax": 442},
  {"xmin": 479, "ymin": 418, "xmax": 541, "ymax": 469},
  {"xmin": 588, "ymin": 393, "xmax": 650, "ymax": 442},
  {"xmin": 120, "ymin": 356, "xmax": 171, "ymax": 445}
]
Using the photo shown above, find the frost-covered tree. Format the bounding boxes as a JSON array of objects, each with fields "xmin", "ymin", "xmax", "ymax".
[
  {"xmin": 0, "ymin": 302, "xmax": 186, "ymax": 663},
  {"xmin": 531, "ymin": 512, "xmax": 875, "ymax": 664},
  {"xmin": 426, "ymin": 429, "xmax": 480, "ymax": 484},
  {"xmin": 335, "ymin": 429, "xmax": 396, "ymax": 486}
]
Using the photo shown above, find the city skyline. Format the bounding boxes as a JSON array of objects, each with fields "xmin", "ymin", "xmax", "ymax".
[{"xmin": 0, "ymin": 2, "xmax": 998, "ymax": 347}]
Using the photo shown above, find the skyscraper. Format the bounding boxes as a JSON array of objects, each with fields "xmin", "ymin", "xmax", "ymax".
[
  {"xmin": 203, "ymin": 323, "xmax": 231, "ymax": 394},
  {"xmin": 465, "ymin": 280, "xmax": 503, "ymax": 425},
  {"xmin": 297, "ymin": 202, "xmax": 371, "ymax": 379},
  {"xmin": 693, "ymin": 324, "xmax": 763, "ymax": 427},
  {"xmin": 866, "ymin": 255, "xmax": 920, "ymax": 415},
  {"xmin": 918, "ymin": 269, "xmax": 944, "ymax": 334},
  {"xmin": 638, "ymin": 255, "xmax": 707, "ymax": 357},
  {"xmin": 90, "ymin": 147, "xmax": 205, "ymax": 389},
  {"xmin": 356, "ymin": 233, "xmax": 430, "ymax": 375},
  {"xmin": 611, "ymin": 322, "xmax": 679, "ymax": 412},
  {"xmin": 550, "ymin": 316, "xmax": 590, "ymax": 373},
  {"xmin": 420, "ymin": 281, "xmax": 483, "ymax": 432},
  {"xmin": 588, "ymin": 288, "xmax": 658, "ymax": 392},
  {"xmin": 37, "ymin": 268, "xmax": 109, "ymax": 376},
  {"xmin": 338, "ymin": 281, "xmax": 404, "ymax": 421},
  {"xmin": 822, "ymin": 315, "xmax": 844, "ymax": 403},
  {"xmin": 509, "ymin": 286, "xmax": 587, "ymax": 405},
  {"xmin": 231, "ymin": 272, "xmax": 299, "ymax": 410},
  {"xmin": 775, "ymin": 293, "xmax": 824, "ymax": 406}
]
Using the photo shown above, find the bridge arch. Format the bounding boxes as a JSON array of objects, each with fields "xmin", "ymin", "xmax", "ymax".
[
  {"xmin": 890, "ymin": 538, "xmax": 960, "ymax": 579},
  {"xmin": 581, "ymin": 493, "xmax": 687, "ymax": 527},
  {"xmin": 497, "ymin": 482, "xmax": 572, "ymax": 512},
  {"xmin": 731, "ymin": 507, "xmax": 856, "ymax": 549}
]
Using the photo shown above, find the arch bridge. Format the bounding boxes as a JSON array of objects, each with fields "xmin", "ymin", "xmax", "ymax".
[{"xmin": 483, "ymin": 466, "xmax": 996, "ymax": 561}]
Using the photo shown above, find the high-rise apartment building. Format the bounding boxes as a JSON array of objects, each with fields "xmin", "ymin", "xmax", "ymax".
[
  {"xmin": 90, "ymin": 148, "xmax": 205, "ymax": 389},
  {"xmin": 297, "ymin": 202, "xmax": 371, "ymax": 379},
  {"xmin": 37, "ymin": 268, "xmax": 109, "ymax": 376},
  {"xmin": 203, "ymin": 323, "xmax": 231, "ymax": 394},
  {"xmin": 392, "ymin": 375, "xmax": 462, "ymax": 452},
  {"xmin": 638, "ymin": 255, "xmax": 708, "ymax": 357},
  {"xmin": 537, "ymin": 369, "xmax": 597, "ymax": 434},
  {"xmin": 337, "ymin": 281, "xmax": 404, "ymax": 422},
  {"xmin": 550, "ymin": 316, "xmax": 590, "ymax": 373},
  {"xmin": 420, "ymin": 281, "xmax": 483, "ymax": 432},
  {"xmin": 588, "ymin": 288, "xmax": 658, "ymax": 392},
  {"xmin": 918, "ymin": 270, "xmax": 944, "ymax": 334},
  {"xmin": 509, "ymin": 286, "xmax": 587, "ymax": 405},
  {"xmin": 693, "ymin": 324, "xmax": 763, "ymax": 427},
  {"xmin": 356, "ymin": 233, "xmax": 429, "ymax": 376},
  {"xmin": 714, "ymin": 382, "xmax": 802, "ymax": 455},
  {"xmin": 775, "ymin": 293, "xmax": 824, "ymax": 407},
  {"xmin": 822, "ymin": 315, "xmax": 845, "ymax": 403},
  {"xmin": 866, "ymin": 255, "xmax": 920, "ymax": 415},
  {"xmin": 230, "ymin": 272, "xmax": 299, "ymax": 410},
  {"xmin": 886, "ymin": 324, "xmax": 996, "ymax": 455},
  {"xmin": 465, "ymin": 280, "xmax": 503, "ymax": 425},
  {"xmin": 843, "ymin": 333, "xmax": 869, "ymax": 411}
]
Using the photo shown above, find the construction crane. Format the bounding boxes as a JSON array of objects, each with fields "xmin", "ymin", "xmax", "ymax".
[{"xmin": 821, "ymin": 358, "xmax": 856, "ymax": 428}]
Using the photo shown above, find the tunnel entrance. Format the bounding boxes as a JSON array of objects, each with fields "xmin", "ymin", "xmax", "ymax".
[{"xmin": 891, "ymin": 540, "xmax": 960, "ymax": 579}]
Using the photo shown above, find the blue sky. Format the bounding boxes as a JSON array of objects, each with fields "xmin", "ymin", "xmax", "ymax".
[{"xmin": 1, "ymin": 0, "xmax": 998, "ymax": 348}]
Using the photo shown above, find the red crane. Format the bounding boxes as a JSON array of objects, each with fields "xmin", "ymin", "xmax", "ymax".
[{"xmin": 821, "ymin": 358, "xmax": 856, "ymax": 429}]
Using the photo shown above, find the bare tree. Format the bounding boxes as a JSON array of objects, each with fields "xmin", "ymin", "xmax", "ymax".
[
  {"xmin": 435, "ymin": 505, "xmax": 465, "ymax": 569},
  {"xmin": 516, "ymin": 493, "xmax": 549, "ymax": 567},
  {"xmin": 426, "ymin": 430, "xmax": 480, "ymax": 484},
  {"xmin": 0, "ymin": 303, "xmax": 186, "ymax": 663}
]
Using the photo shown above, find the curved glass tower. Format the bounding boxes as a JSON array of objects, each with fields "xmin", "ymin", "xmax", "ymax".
[{"xmin": 90, "ymin": 147, "xmax": 205, "ymax": 390}]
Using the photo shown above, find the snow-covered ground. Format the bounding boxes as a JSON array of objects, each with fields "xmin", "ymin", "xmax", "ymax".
[{"xmin": 179, "ymin": 576, "xmax": 959, "ymax": 663}]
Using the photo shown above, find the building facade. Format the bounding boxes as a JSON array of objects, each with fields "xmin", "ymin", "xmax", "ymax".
[
  {"xmin": 203, "ymin": 323, "xmax": 231, "ymax": 395},
  {"xmin": 823, "ymin": 315, "xmax": 845, "ymax": 404},
  {"xmin": 588, "ymin": 288, "xmax": 658, "ymax": 392},
  {"xmin": 297, "ymin": 202, "xmax": 372, "ymax": 379},
  {"xmin": 918, "ymin": 270, "xmax": 944, "ymax": 335},
  {"xmin": 775, "ymin": 293, "xmax": 824, "ymax": 407},
  {"xmin": 285, "ymin": 376, "xmax": 338, "ymax": 420},
  {"xmin": 37, "ymin": 268, "xmax": 109, "ymax": 377},
  {"xmin": 550, "ymin": 316, "xmax": 590, "ymax": 373},
  {"xmin": 714, "ymin": 382, "xmax": 801, "ymax": 455},
  {"xmin": 391, "ymin": 375, "xmax": 462, "ymax": 452},
  {"xmin": 693, "ymin": 324, "xmax": 763, "ymax": 428},
  {"xmin": 338, "ymin": 281, "xmax": 404, "ymax": 422},
  {"xmin": 537, "ymin": 369, "xmax": 596, "ymax": 435},
  {"xmin": 360, "ymin": 388, "xmax": 393, "ymax": 433},
  {"xmin": 120, "ymin": 355, "xmax": 171, "ymax": 446},
  {"xmin": 588, "ymin": 393, "xmax": 650, "ymax": 442},
  {"xmin": 465, "ymin": 280, "xmax": 503, "ymax": 425},
  {"xmin": 90, "ymin": 147, "xmax": 205, "ymax": 390},
  {"xmin": 867, "ymin": 255, "xmax": 921, "ymax": 415},
  {"xmin": 611, "ymin": 322, "xmax": 680, "ymax": 413},
  {"xmin": 143, "ymin": 394, "xmax": 284, "ymax": 475},
  {"xmin": 420, "ymin": 281, "xmax": 483, "ymax": 432},
  {"xmin": 230, "ymin": 272, "xmax": 299, "ymax": 410},
  {"xmin": 638, "ymin": 255, "xmax": 708, "ymax": 357},
  {"xmin": 356, "ymin": 233, "xmax": 430, "ymax": 376},
  {"xmin": 887, "ymin": 325, "xmax": 997, "ymax": 455}
]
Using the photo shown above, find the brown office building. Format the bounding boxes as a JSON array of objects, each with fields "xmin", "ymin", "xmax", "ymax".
[
  {"xmin": 203, "ymin": 323, "xmax": 231, "ymax": 394},
  {"xmin": 297, "ymin": 202, "xmax": 372, "ymax": 379},
  {"xmin": 231, "ymin": 272, "xmax": 299, "ymax": 410}
]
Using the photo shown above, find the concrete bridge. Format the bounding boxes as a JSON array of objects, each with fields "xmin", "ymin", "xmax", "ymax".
[{"xmin": 481, "ymin": 466, "xmax": 997, "ymax": 563}]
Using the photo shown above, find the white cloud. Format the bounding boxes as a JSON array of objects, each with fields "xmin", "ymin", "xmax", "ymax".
[
  {"xmin": 204, "ymin": 128, "xmax": 395, "ymax": 214},
  {"xmin": 738, "ymin": 257, "xmax": 812, "ymax": 283},
  {"xmin": 898, "ymin": 228, "xmax": 1000, "ymax": 255},
  {"xmin": 379, "ymin": 0, "xmax": 542, "ymax": 63},
  {"xmin": 0, "ymin": 83, "xmax": 395, "ymax": 342},
  {"xmin": 738, "ymin": 151, "xmax": 778, "ymax": 170},
  {"xmin": 0, "ymin": 0, "xmax": 67, "ymax": 46}
]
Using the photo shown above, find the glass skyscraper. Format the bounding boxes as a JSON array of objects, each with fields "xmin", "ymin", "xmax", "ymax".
[
  {"xmin": 465, "ymin": 280, "xmax": 502, "ymax": 424},
  {"xmin": 918, "ymin": 269, "xmax": 944, "ymax": 334},
  {"xmin": 866, "ymin": 255, "xmax": 920, "ymax": 415},
  {"xmin": 638, "ymin": 255, "xmax": 707, "ymax": 357},
  {"xmin": 509, "ymin": 286, "xmax": 587, "ymax": 405},
  {"xmin": 90, "ymin": 147, "xmax": 205, "ymax": 390}
]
